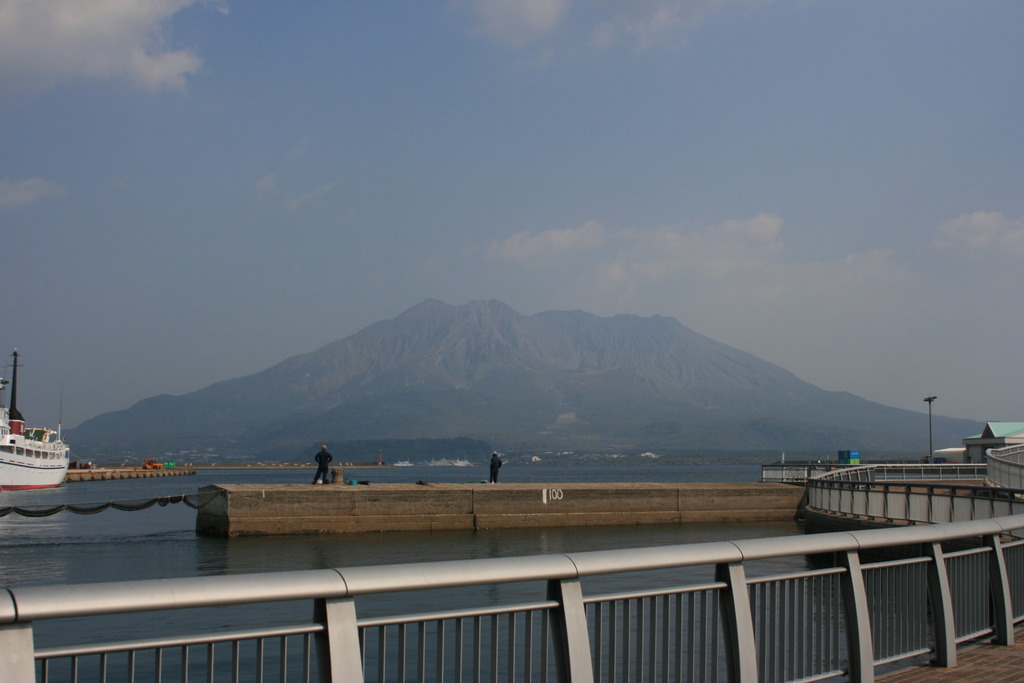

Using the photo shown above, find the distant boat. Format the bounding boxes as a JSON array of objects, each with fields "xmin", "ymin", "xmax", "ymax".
[
  {"xmin": 0, "ymin": 351, "xmax": 70, "ymax": 491},
  {"xmin": 427, "ymin": 458, "xmax": 472, "ymax": 467},
  {"xmin": 393, "ymin": 460, "xmax": 414, "ymax": 467}
]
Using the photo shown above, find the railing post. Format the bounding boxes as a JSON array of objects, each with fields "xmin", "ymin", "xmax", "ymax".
[
  {"xmin": 983, "ymin": 534, "xmax": 1014, "ymax": 645},
  {"xmin": 924, "ymin": 542, "xmax": 957, "ymax": 667},
  {"xmin": 0, "ymin": 622, "xmax": 36, "ymax": 683},
  {"xmin": 546, "ymin": 578, "xmax": 594, "ymax": 682},
  {"xmin": 837, "ymin": 550, "xmax": 874, "ymax": 683},
  {"xmin": 714, "ymin": 562, "xmax": 758, "ymax": 683},
  {"xmin": 313, "ymin": 596, "xmax": 363, "ymax": 683}
]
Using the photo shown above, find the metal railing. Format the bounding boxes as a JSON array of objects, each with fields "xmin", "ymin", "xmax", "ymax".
[
  {"xmin": 810, "ymin": 463, "xmax": 988, "ymax": 483},
  {"xmin": 762, "ymin": 462, "xmax": 986, "ymax": 485},
  {"xmin": 802, "ymin": 464, "xmax": 1024, "ymax": 527},
  {"xmin": 761, "ymin": 463, "xmax": 845, "ymax": 483},
  {"xmin": 988, "ymin": 445, "xmax": 1024, "ymax": 489},
  {"xmin": 4, "ymin": 515, "xmax": 1024, "ymax": 682}
]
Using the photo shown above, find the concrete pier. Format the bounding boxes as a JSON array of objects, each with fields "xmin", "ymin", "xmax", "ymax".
[
  {"xmin": 195, "ymin": 482, "xmax": 806, "ymax": 537},
  {"xmin": 66, "ymin": 467, "xmax": 196, "ymax": 483}
]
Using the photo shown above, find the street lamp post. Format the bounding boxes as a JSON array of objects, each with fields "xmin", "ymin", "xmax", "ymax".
[{"xmin": 923, "ymin": 395, "xmax": 937, "ymax": 461}]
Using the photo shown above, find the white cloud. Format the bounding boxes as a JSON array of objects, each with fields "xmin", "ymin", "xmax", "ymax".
[
  {"xmin": 0, "ymin": 0, "xmax": 216, "ymax": 95},
  {"xmin": 593, "ymin": 0, "xmax": 773, "ymax": 50},
  {"xmin": 255, "ymin": 174, "xmax": 277, "ymax": 194},
  {"xmin": 457, "ymin": 0, "xmax": 774, "ymax": 54},
  {"xmin": 485, "ymin": 219, "xmax": 606, "ymax": 260},
  {"xmin": 0, "ymin": 177, "xmax": 67, "ymax": 208},
  {"xmin": 720, "ymin": 213, "xmax": 782, "ymax": 241},
  {"xmin": 464, "ymin": 0, "xmax": 570, "ymax": 46},
  {"xmin": 473, "ymin": 213, "xmax": 926, "ymax": 355},
  {"xmin": 486, "ymin": 214, "xmax": 784, "ymax": 282},
  {"xmin": 286, "ymin": 182, "xmax": 337, "ymax": 212},
  {"xmin": 933, "ymin": 211, "xmax": 1024, "ymax": 257},
  {"xmin": 593, "ymin": 2, "xmax": 688, "ymax": 50},
  {"xmin": 621, "ymin": 214, "xmax": 784, "ymax": 281}
]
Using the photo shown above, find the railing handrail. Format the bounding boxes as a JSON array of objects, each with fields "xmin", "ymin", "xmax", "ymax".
[
  {"xmin": 801, "ymin": 461, "xmax": 1024, "ymax": 537},
  {"xmin": 990, "ymin": 443, "xmax": 1024, "ymax": 459},
  {"xmin": 7, "ymin": 513, "xmax": 1024, "ymax": 681},
  {"xmin": 6, "ymin": 514, "xmax": 1024, "ymax": 626},
  {"xmin": 808, "ymin": 478, "xmax": 1012, "ymax": 496},
  {"xmin": 988, "ymin": 444, "xmax": 1024, "ymax": 489},
  {"xmin": 812, "ymin": 463, "xmax": 987, "ymax": 482}
]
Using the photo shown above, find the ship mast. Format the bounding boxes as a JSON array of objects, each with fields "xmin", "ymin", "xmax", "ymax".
[{"xmin": 8, "ymin": 350, "xmax": 25, "ymax": 435}]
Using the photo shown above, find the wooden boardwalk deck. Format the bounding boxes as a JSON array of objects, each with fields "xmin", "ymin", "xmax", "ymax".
[{"xmin": 879, "ymin": 628, "xmax": 1024, "ymax": 681}]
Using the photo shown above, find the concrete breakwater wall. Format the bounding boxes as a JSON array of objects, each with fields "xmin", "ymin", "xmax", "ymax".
[{"xmin": 195, "ymin": 482, "xmax": 806, "ymax": 537}]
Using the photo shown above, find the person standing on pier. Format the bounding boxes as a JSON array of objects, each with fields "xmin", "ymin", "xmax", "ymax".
[
  {"xmin": 312, "ymin": 445, "xmax": 333, "ymax": 484},
  {"xmin": 489, "ymin": 451, "xmax": 502, "ymax": 484}
]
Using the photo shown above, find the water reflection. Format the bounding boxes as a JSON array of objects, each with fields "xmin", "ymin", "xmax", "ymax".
[
  {"xmin": 193, "ymin": 521, "xmax": 802, "ymax": 577},
  {"xmin": 179, "ymin": 520, "xmax": 808, "ymax": 627}
]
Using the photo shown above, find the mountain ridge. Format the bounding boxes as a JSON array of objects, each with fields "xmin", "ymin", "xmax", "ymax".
[{"xmin": 69, "ymin": 299, "xmax": 980, "ymax": 460}]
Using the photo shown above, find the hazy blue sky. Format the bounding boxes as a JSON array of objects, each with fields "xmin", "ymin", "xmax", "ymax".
[{"xmin": 2, "ymin": 1, "xmax": 1021, "ymax": 436}]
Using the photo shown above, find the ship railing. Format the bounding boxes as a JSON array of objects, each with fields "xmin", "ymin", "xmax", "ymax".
[
  {"xmin": 987, "ymin": 445, "xmax": 1024, "ymax": 490},
  {"xmin": 4, "ymin": 515, "xmax": 1024, "ymax": 682}
]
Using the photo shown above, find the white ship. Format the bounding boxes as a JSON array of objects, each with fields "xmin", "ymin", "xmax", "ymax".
[{"xmin": 0, "ymin": 351, "xmax": 70, "ymax": 491}]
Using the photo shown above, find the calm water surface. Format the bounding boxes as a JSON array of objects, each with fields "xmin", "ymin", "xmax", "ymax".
[
  {"xmin": 1, "ymin": 463, "xmax": 797, "ymax": 585},
  {"xmin": 1, "ymin": 462, "xmax": 805, "ymax": 650}
]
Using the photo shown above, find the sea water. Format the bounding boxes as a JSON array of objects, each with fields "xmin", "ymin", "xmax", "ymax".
[{"xmin": 0, "ymin": 462, "xmax": 805, "ymax": 652}]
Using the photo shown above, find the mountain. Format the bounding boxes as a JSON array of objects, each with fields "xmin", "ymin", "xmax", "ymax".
[{"xmin": 69, "ymin": 299, "xmax": 980, "ymax": 460}]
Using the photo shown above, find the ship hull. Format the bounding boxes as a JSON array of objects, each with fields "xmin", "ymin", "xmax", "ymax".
[{"xmin": 0, "ymin": 456, "xmax": 69, "ymax": 491}]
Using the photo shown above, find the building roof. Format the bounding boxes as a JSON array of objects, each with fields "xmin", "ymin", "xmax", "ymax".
[{"xmin": 968, "ymin": 422, "xmax": 1024, "ymax": 440}]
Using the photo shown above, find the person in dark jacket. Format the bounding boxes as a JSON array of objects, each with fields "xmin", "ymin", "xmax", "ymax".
[
  {"xmin": 489, "ymin": 451, "xmax": 502, "ymax": 484},
  {"xmin": 312, "ymin": 445, "xmax": 333, "ymax": 484}
]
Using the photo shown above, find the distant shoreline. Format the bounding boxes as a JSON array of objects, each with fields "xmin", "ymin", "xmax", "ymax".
[
  {"xmin": 190, "ymin": 462, "xmax": 393, "ymax": 470},
  {"xmin": 81, "ymin": 462, "xmax": 395, "ymax": 471}
]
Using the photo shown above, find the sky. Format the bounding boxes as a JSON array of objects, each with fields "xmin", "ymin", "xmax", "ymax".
[{"xmin": 1, "ymin": 0, "xmax": 1022, "ymax": 432}]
